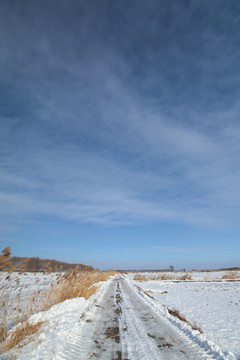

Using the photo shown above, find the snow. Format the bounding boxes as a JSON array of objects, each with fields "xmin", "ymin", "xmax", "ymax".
[
  {"xmin": 1, "ymin": 276, "xmax": 114, "ymax": 360},
  {"xmin": 1, "ymin": 271, "xmax": 240, "ymax": 359},
  {"xmin": 126, "ymin": 270, "xmax": 240, "ymax": 281},
  {"xmin": 0, "ymin": 271, "xmax": 59, "ymax": 331},
  {"xmin": 0, "ymin": 271, "xmax": 58, "ymax": 299},
  {"xmin": 130, "ymin": 273, "xmax": 240, "ymax": 359}
]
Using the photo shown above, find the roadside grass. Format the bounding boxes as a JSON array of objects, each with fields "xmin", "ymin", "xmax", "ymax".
[
  {"xmin": 3, "ymin": 321, "xmax": 45, "ymax": 352},
  {"xmin": 0, "ymin": 247, "xmax": 49, "ymax": 351},
  {"xmin": 0, "ymin": 247, "xmax": 116, "ymax": 354},
  {"xmin": 1, "ymin": 270, "xmax": 116, "ymax": 353},
  {"xmin": 0, "ymin": 275, "xmax": 46, "ymax": 353},
  {"xmin": 167, "ymin": 307, "xmax": 203, "ymax": 334},
  {"xmin": 54, "ymin": 269, "xmax": 117, "ymax": 304}
]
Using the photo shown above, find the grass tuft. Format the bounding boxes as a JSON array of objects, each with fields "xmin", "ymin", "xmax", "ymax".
[
  {"xmin": 2, "ymin": 321, "xmax": 45, "ymax": 352},
  {"xmin": 167, "ymin": 307, "xmax": 203, "ymax": 333}
]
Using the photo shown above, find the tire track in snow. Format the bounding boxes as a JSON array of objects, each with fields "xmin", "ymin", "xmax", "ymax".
[
  {"xmin": 47, "ymin": 277, "xmax": 231, "ymax": 360},
  {"xmin": 119, "ymin": 279, "xmax": 230, "ymax": 360},
  {"xmin": 119, "ymin": 279, "xmax": 194, "ymax": 360},
  {"xmin": 53, "ymin": 277, "xmax": 122, "ymax": 360}
]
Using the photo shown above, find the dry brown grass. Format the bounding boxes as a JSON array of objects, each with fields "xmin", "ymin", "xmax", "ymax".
[
  {"xmin": 179, "ymin": 274, "xmax": 193, "ymax": 280},
  {"xmin": 133, "ymin": 274, "xmax": 147, "ymax": 281},
  {"xmin": 0, "ymin": 246, "xmax": 116, "ymax": 355},
  {"xmin": 1, "ymin": 320, "xmax": 45, "ymax": 353},
  {"xmin": 167, "ymin": 307, "xmax": 203, "ymax": 334},
  {"xmin": 53, "ymin": 269, "xmax": 117, "ymax": 304},
  {"xmin": 134, "ymin": 273, "xmax": 178, "ymax": 281},
  {"xmin": 0, "ymin": 247, "xmax": 41, "ymax": 351},
  {"xmin": 221, "ymin": 271, "xmax": 238, "ymax": 280},
  {"xmin": 134, "ymin": 272, "xmax": 195, "ymax": 281},
  {"xmin": 0, "ymin": 247, "xmax": 11, "ymax": 271},
  {"xmin": 156, "ymin": 273, "xmax": 176, "ymax": 280},
  {"xmin": 0, "ymin": 276, "xmax": 48, "ymax": 350},
  {"xmin": 0, "ymin": 270, "xmax": 116, "ymax": 354}
]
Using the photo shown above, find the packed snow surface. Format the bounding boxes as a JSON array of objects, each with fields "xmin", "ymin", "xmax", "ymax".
[{"xmin": 1, "ymin": 272, "xmax": 239, "ymax": 360}]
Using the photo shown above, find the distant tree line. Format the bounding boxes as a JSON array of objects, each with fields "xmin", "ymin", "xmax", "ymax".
[{"xmin": 9, "ymin": 256, "xmax": 94, "ymax": 272}]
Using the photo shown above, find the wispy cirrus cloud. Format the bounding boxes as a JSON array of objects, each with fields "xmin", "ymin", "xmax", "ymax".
[
  {"xmin": 1, "ymin": 94, "xmax": 239, "ymax": 229},
  {"xmin": 0, "ymin": 0, "xmax": 239, "ymax": 234}
]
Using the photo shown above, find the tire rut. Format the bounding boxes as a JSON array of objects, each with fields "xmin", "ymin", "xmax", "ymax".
[
  {"xmin": 119, "ymin": 279, "xmax": 218, "ymax": 360},
  {"xmin": 89, "ymin": 279, "xmax": 123, "ymax": 360},
  {"xmin": 54, "ymin": 279, "xmax": 122, "ymax": 360},
  {"xmin": 49, "ymin": 277, "xmax": 224, "ymax": 360}
]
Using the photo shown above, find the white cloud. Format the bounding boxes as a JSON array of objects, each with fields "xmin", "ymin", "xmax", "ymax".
[{"xmin": 0, "ymin": 5, "xmax": 239, "ymax": 231}]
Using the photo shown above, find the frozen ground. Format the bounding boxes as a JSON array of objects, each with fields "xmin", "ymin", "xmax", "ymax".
[
  {"xmin": 130, "ymin": 272, "xmax": 240, "ymax": 359},
  {"xmin": 1, "ymin": 272, "xmax": 239, "ymax": 360}
]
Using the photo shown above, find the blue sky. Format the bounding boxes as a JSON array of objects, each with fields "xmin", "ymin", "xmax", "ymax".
[{"xmin": 0, "ymin": 0, "xmax": 239, "ymax": 269}]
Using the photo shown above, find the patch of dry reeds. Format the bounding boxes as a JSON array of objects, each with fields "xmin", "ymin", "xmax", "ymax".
[
  {"xmin": 53, "ymin": 269, "xmax": 116, "ymax": 304},
  {"xmin": 179, "ymin": 274, "xmax": 193, "ymax": 281},
  {"xmin": 0, "ymin": 247, "xmax": 11, "ymax": 272},
  {"xmin": 167, "ymin": 307, "xmax": 203, "ymax": 334},
  {"xmin": 134, "ymin": 273, "xmax": 177, "ymax": 281},
  {"xmin": 0, "ymin": 247, "xmax": 34, "ymax": 347},
  {"xmin": 1, "ymin": 320, "xmax": 45, "ymax": 353},
  {"xmin": 0, "ymin": 276, "xmax": 46, "ymax": 352},
  {"xmin": 221, "ymin": 271, "xmax": 238, "ymax": 280},
  {"xmin": 133, "ymin": 274, "xmax": 147, "ymax": 281},
  {"xmin": 0, "ymin": 246, "xmax": 116, "ymax": 354}
]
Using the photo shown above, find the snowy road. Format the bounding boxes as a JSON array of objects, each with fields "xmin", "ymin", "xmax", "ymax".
[
  {"xmin": 2, "ymin": 273, "xmax": 238, "ymax": 359},
  {"xmin": 45, "ymin": 276, "xmax": 231, "ymax": 360}
]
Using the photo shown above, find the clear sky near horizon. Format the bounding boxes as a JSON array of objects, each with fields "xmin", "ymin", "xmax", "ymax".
[{"xmin": 0, "ymin": 0, "xmax": 239, "ymax": 270}]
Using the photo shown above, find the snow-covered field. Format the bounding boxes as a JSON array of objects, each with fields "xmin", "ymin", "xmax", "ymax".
[
  {"xmin": 126, "ymin": 270, "xmax": 240, "ymax": 281},
  {"xmin": 128, "ymin": 271, "xmax": 240, "ymax": 359},
  {"xmin": 1, "ymin": 270, "xmax": 240, "ymax": 359}
]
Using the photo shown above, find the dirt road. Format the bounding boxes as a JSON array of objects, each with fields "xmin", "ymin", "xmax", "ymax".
[{"xmin": 53, "ymin": 276, "xmax": 225, "ymax": 359}]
